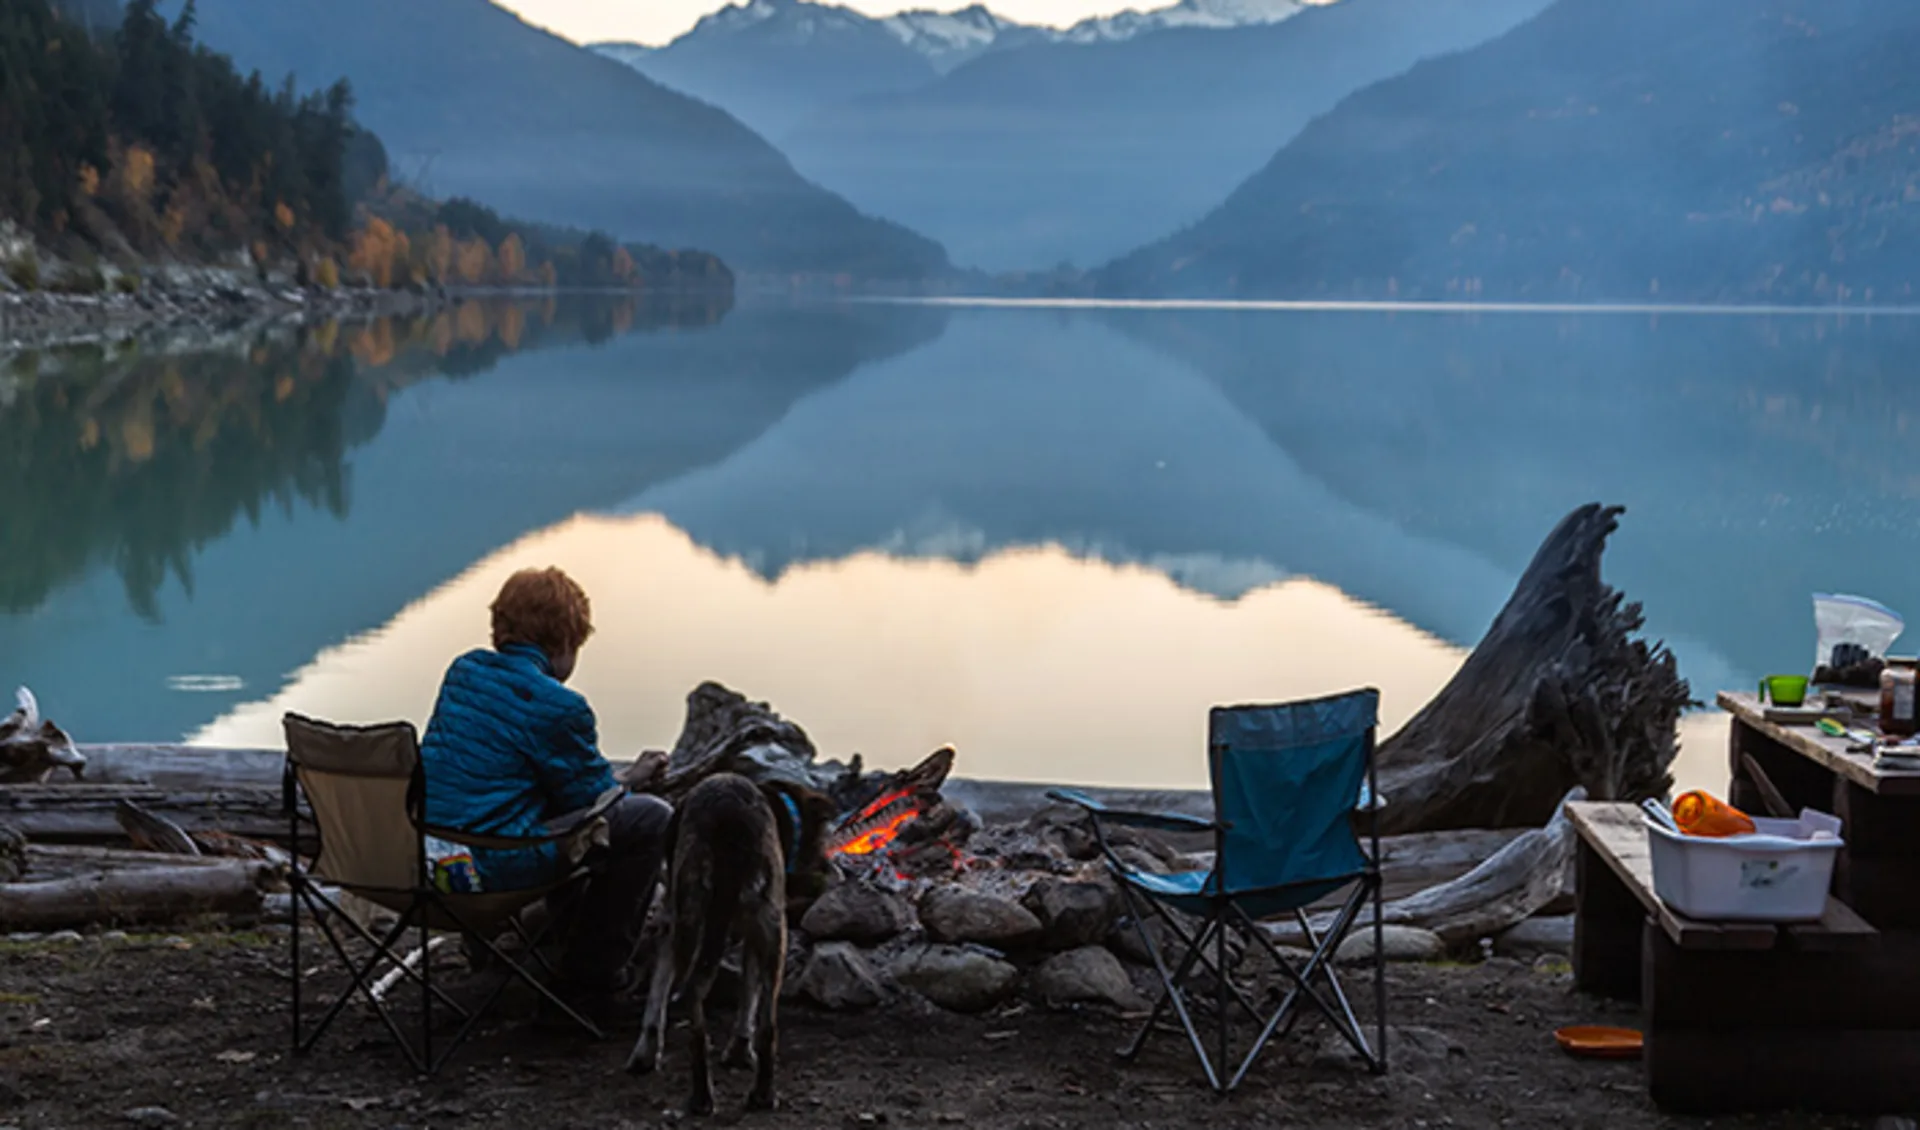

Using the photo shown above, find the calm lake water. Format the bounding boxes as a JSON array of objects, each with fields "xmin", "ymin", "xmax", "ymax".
[{"xmin": 4, "ymin": 295, "xmax": 1918, "ymax": 794}]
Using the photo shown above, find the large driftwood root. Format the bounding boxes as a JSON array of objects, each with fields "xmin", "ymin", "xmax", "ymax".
[{"xmin": 1375, "ymin": 503, "xmax": 1693, "ymax": 834}]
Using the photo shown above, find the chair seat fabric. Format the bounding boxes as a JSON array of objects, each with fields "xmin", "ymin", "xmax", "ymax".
[{"xmin": 1118, "ymin": 865, "xmax": 1362, "ymax": 921}]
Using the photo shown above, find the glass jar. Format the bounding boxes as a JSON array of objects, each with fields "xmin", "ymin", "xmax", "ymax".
[{"xmin": 1880, "ymin": 662, "xmax": 1918, "ymax": 737}]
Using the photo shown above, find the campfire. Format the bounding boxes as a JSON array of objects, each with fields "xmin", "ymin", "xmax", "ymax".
[{"xmin": 823, "ymin": 747, "xmax": 973, "ymax": 878}]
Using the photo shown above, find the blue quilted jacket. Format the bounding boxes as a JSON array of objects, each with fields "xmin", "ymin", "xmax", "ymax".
[{"xmin": 418, "ymin": 643, "xmax": 617, "ymax": 890}]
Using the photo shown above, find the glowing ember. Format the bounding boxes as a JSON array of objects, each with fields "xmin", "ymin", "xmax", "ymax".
[
  {"xmin": 829, "ymin": 787, "xmax": 922, "ymax": 857},
  {"xmin": 836, "ymin": 808, "xmax": 920, "ymax": 855}
]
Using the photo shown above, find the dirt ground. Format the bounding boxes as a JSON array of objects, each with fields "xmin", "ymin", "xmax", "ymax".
[{"xmin": 0, "ymin": 927, "xmax": 1883, "ymax": 1130}]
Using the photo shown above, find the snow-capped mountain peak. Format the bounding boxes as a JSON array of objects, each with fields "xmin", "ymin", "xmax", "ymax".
[
  {"xmin": 1060, "ymin": 0, "xmax": 1304, "ymax": 43},
  {"xmin": 593, "ymin": 0, "xmax": 1330, "ymax": 77}
]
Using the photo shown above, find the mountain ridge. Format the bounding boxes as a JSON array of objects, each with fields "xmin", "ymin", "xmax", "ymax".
[
  {"xmin": 1096, "ymin": 0, "xmax": 1920, "ymax": 302},
  {"xmin": 589, "ymin": 0, "xmax": 1305, "ymax": 144},
  {"xmin": 777, "ymin": 0, "xmax": 1555, "ymax": 270},
  {"xmin": 162, "ymin": 0, "xmax": 950, "ymax": 281}
]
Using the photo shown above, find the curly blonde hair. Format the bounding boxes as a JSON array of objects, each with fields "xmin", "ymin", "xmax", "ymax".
[{"xmin": 490, "ymin": 567, "xmax": 594, "ymax": 657}]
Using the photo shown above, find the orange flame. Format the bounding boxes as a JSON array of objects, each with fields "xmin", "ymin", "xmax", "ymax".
[
  {"xmin": 831, "ymin": 788, "xmax": 919, "ymax": 856},
  {"xmin": 836, "ymin": 808, "xmax": 920, "ymax": 856}
]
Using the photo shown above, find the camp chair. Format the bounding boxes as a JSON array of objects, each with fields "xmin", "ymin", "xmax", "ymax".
[
  {"xmin": 281, "ymin": 712, "xmax": 620, "ymax": 1074},
  {"xmin": 1048, "ymin": 688, "xmax": 1386, "ymax": 1093}
]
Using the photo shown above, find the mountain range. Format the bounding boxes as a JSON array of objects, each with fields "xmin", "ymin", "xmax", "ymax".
[
  {"xmin": 157, "ymin": 0, "xmax": 949, "ymax": 281},
  {"xmin": 1097, "ymin": 0, "xmax": 1920, "ymax": 302},
  {"xmin": 632, "ymin": 0, "xmax": 1553, "ymax": 270}
]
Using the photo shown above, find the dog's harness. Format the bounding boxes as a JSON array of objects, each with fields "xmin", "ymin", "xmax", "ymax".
[{"xmin": 775, "ymin": 791, "xmax": 802, "ymax": 876}]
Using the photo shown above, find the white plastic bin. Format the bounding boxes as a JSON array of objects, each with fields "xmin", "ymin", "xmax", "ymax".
[{"xmin": 1644, "ymin": 809, "xmax": 1843, "ymax": 922}]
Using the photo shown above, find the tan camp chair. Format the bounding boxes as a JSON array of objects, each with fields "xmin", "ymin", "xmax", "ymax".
[{"xmin": 281, "ymin": 712, "xmax": 619, "ymax": 1074}]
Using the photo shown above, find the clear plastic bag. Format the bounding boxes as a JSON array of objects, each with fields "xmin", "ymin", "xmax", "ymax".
[{"xmin": 1812, "ymin": 593, "xmax": 1905, "ymax": 686}]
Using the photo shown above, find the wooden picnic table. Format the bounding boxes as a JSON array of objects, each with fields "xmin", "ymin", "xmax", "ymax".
[
  {"xmin": 1569, "ymin": 800, "xmax": 1920, "ymax": 1115},
  {"xmin": 1720, "ymin": 690, "xmax": 1920, "ymax": 928}
]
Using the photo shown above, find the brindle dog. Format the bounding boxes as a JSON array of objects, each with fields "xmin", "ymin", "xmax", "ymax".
[{"xmin": 627, "ymin": 773, "xmax": 835, "ymax": 1115}]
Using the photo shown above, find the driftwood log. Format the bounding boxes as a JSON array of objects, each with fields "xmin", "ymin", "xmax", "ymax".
[
  {"xmin": 0, "ymin": 784, "xmax": 291, "ymax": 843},
  {"xmin": 1375, "ymin": 503, "xmax": 1693, "ymax": 835},
  {"xmin": 0, "ymin": 859, "xmax": 273, "ymax": 930}
]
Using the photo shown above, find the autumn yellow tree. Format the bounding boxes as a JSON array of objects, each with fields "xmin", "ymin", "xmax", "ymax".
[
  {"xmin": 611, "ymin": 246, "xmax": 636, "ymax": 284},
  {"xmin": 455, "ymin": 237, "xmax": 491, "ymax": 285},
  {"xmin": 350, "ymin": 217, "xmax": 402, "ymax": 288},
  {"xmin": 537, "ymin": 261, "xmax": 557, "ymax": 290},
  {"xmin": 120, "ymin": 146, "xmax": 156, "ymax": 203},
  {"xmin": 424, "ymin": 224, "xmax": 454, "ymax": 283},
  {"xmin": 497, "ymin": 233, "xmax": 526, "ymax": 283}
]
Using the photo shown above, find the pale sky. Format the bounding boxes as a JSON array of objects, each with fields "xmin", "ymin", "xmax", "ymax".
[{"xmin": 496, "ymin": 0, "xmax": 1149, "ymax": 47}]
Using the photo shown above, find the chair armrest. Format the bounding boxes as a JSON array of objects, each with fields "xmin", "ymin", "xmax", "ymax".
[
  {"xmin": 1045, "ymin": 788, "xmax": 1219, "ymax": 834},
  {"xmin": 420, "ymin": 786, "xmax": 627, "ymax": 852}
]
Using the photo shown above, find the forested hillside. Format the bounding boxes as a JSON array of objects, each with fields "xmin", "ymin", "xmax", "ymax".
[
  {"xmin": 1, "ymin": 0, "xmax": 363, "ymax": 272},
  {"xmin": 0, "ymin": 0, "xmax": 730, "ymax": 294}
]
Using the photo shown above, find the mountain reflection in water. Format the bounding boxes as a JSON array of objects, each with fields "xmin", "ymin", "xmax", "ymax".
[
  {"xmin": 193, "ymin": 512, "xmax": 1467, "ymax": 790},
  {"xmin": 3, "ymin": 298, "xmax": 1915, "ymax": 798}
]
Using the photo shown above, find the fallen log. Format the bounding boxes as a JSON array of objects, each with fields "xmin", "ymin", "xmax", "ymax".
[
  {"xmin": 23, "ymin": 844, "xmax": 242, "ymax": 880},
  {"xmin": 1270, "ymin": 789, "xmax": 1585, "ymax": 948},
  {"xmin": 0, "ymin": 860, "xmax": 274, "ymax": 931},
  {"xmin": 76, "ymin": 745, "xmax": 282, "ymax": 789},
  {"xmin": 0, "ymin": 784, "xmax": 295, "ymax": 843},
  {"xmin": 1375, "ymin": 503, "xmax": 1693, "ymax": 834},
  {"xmin": 1374, "ymin": 788, "xmax": 1584, "ymax": 943}
]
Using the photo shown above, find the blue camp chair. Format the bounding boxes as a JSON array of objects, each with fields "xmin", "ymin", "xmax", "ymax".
[{"xmin": 1048, "ymin": 688, "xmax": 1386, "ymax": 1093}]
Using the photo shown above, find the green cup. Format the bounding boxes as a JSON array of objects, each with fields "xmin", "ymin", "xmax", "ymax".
[{"xmin": 1760, "ymin": 674, "xmax": 1809, "ymax": 707}]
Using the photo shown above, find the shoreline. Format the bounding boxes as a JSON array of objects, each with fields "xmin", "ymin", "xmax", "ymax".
[
  {"xmin": 0, "ymin": 283, "xmax": 442, "ymax": 356},
  {"xmin": 0, "ymin": 281, "xmax": 735, "ymax": 357}
]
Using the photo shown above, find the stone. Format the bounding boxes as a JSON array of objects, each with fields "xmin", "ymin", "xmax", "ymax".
[
  {"xmin": 1111, "ymin": 844, "xmax": 1170, "ymax": 874},
  {"xmin": 800, "ymin": 881, "xmax": 913, "ymax": 945},
  {"xmin": 1315, "ymin": 1026, "xmax": 1461, "ymax": 1074},
  {"xmin": 887, "ymin": 943, "xmax": 1020, "ymax": 1013},
  {"xmin": 1493, "ymin": 915, "xmax": 1574, "ymax": 960},
  {"xmin": 1334, "ymin": 925, "xmax": 1445, "ymax": 965},
  {"xmin": 917, "ymin": 888, "xmax": 1040, "ymax": 947},
  {"xmin": 1021, "ymin": 879, "xmax": 1117, "ymax": 950},
  {"xmin": 1107, "ymin": 914, "xmax": 1247, "ymax": 969},
  {"xmin": 121, "ymin": 1109, "xmax": 179, "ymax": 1127},
  {"xmin": 43, "ymin": 931, "xmax": 82, "ymax": 946},
  {"xmin": 1031, "ymin": 946, "xmax": 1150, "ymax": 1011},
  {"xmin": 796, "ymin": 943, "xmax": 888, "ymax": 1011}
]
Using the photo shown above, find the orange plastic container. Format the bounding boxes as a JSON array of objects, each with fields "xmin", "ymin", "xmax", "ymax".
[{"xmin": 1672, "ymin": 791, "xmax": 1756, "ymax": 837}]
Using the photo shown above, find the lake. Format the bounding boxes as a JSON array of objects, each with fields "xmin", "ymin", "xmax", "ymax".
[{"xmin": 4, "ymin": 294, "xmax": 1917, "ymax": 795}]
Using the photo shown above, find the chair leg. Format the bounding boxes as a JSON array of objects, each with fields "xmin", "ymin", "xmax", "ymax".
[
  {"xmin": 301, "ymin": 885, "xmax": 469, "ymax": 1018},
  {"xmin": 1227, "ymin": 890, "xmax": 1381, "ymax": 1091},
  {"xmin": 1115, "ymin": 889, "xmax": 1223, "ymax": 1091},
  {"xmin": 289, "ymin": 870, "xmax": 302, "ymax": 1057},
  {"xmin": 1216, "ymin": 909, "xmax": 1229, "ymax": 1093},
  {"xmin": 421, "ymin": 908, "xmax": 433, "ymax": 1073},
  {"xmin": 1118, "ymin": 896, "xmax": 1206, "ymax": 1057},
  {"xmin": 427, "ymin": 895, "xmax": 605, "ymax": 1075},
  {"xmin": 1372, "ymin": 872, "xmax": 1388, "ymax": 1076},
  {"xmin": 302, "ymin": 897, "xmax": 429, "ymax": 1072}
]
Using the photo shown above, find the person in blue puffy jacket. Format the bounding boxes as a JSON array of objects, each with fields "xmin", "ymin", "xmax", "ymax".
[{"xmin": 419, "ymin": 565, "xmax": 671, "ymax": 1005}]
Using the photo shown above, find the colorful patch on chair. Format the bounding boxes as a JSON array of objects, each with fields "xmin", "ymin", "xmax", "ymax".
[{"xmin": 425, "ymin": 836, "xmax": 484, "ymax": 893}]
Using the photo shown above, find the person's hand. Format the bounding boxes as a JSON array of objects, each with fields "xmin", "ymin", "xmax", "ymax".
[{"xmin": 619, "ymin": 749, "xmax": 669, "ymax": 791}]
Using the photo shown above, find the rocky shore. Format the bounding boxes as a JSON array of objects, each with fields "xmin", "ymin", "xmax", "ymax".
[{"xmin": 0, "ymin": 276, "xmax": 440, "ymax": 356}]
